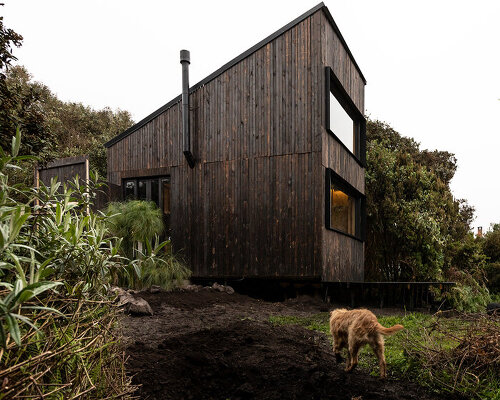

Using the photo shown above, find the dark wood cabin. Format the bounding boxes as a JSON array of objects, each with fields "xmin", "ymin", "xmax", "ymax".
[{"xmin": 105, "ymin": 2, "xmax": 366, "ymax": 283}]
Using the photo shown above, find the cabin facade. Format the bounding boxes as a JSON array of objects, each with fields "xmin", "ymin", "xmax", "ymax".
[{"xmin": 105, "ymin": 3, "xmax": 366, "ymax": 283}]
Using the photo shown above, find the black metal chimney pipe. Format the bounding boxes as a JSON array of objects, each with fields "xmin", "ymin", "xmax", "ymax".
[{"xmin": 180, "ymin": 49, "xmax": 195, "ymax": 168}]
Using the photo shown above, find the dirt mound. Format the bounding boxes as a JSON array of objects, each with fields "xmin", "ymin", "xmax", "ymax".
[
  {"xmin": 122, "ymin": 290, "xmax": 453, "ymax": 400},
  {"xmin": 137, "ymin": 288, "xmax": 256, "ymax": 311}
]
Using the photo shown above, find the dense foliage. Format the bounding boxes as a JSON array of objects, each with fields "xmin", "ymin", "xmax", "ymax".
[
  {"xmin": 0, "ymin": 66, "xmax": 134, "ymax": 179},
  {"xmin": 365, "ymin": 120, "xmax": 494, "ymax": 309},
  {"xmin": 482, "ymin": 224, "xmax": 500, "ymax": 293},
  {"xmin": 0, "ymin": 132, "xmax": 136, "ymax": 398},
  {"xmin": 366, "ymin": 121, "xmax": 479, "ymax": 280}
]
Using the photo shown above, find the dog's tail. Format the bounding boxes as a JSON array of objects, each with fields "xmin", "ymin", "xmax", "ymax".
[{"xmin": 376, "ymin": 323, "xmax": 404, "ymax": 336}]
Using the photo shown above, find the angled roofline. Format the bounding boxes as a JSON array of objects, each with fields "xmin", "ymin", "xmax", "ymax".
[{"xmin": 105, "ymin": 2, "xmax": 366, "ymax": 148}]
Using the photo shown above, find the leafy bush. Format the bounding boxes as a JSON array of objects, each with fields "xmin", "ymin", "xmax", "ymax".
[
  {"xmin": 432, "ymin": 268, "xmax": 491, "ymax": 312},
  {"xmin": 485, "ymin": 262, "xmax": 500, "ymax": 294},
  {"xmin": 365, "ymin": 119, "xmax": 478, "ymax": 283},
  {"xmin": 106, "ymin": 200, "xmax": 163, "ymax": 259},
  {"xmin": 106, "ymin": 200, "xmax": 190, "ymax": 290}
]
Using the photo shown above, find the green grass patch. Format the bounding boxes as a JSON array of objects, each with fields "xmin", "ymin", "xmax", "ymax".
[{"xmin": 269, "ymin": 311, "xmax": 499, "ymax": 399}]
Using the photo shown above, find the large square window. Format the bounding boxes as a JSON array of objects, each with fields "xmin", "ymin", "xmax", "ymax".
[{"xmin": 325, "ymin": 168, "xmax": 365, "ymax": 240}]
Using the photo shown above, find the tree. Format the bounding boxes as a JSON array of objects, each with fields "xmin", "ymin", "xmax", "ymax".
[
  {"xmin": 0, "ymin": 14, "xmax": 22, "ymax": 70},
  {"xmin": 483, "ymin": 223, "xmax": 500, "ymax": 293},
  {"xmin": 365, "ymin": 119, "xmax": 476, "ymax": 282},
  {"xmin": 1, "ymin": 66, "xmax": 134, "ymax": 177},
  {"xmin": 0, "ymin": 15, "xmax": 134, "ymax": 176},
  {"xmin": 1, "ymin": 64, "xmax": 54, "ymax": 158}
]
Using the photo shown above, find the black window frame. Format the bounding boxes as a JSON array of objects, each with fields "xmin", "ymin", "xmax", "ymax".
[
  {"xmin": 325, "ymin": 66, "xmax": 366, "ymax": 167},
  {"xmin": 325, "ymin": 168, "xmax": 365, "ymax": 242},
  {"xmin": 122, "ymin": 176, "xmax": 170, "ymax": 210}
]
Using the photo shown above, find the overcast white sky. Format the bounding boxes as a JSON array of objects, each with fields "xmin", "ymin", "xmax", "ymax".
[{"xmin": 3, "ymin": 0, "xmax": 500, "ymax": 230}]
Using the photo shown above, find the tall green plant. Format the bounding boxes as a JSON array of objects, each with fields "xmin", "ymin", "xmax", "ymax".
[
  {"xmin": 132, "ymin": 239, "xmax": 191, "ymax": 290},
  {"xmin": 106, "ymin": 200, "xmax": 191, "ymax": 289},
  {"xmin": 0, "ymin": 130, "xmax": 65, "ymax": 347},
  {"xmin": 106, "ymin": 200, "xmax": 163, "ymax": 259}
]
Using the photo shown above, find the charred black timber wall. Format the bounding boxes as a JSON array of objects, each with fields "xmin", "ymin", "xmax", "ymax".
[{"xmin": 106, "ymin": 6, "xmax": 365, "ymax": 282}]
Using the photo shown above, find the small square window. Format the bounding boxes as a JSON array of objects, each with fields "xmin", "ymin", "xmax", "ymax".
[
  {"xmin": 330, "ymin": 184, "xmax": 356, "ymax": 235},
  {"xmin": 325, "ymin": 168, "xmax": 365, "ymax": 240}
]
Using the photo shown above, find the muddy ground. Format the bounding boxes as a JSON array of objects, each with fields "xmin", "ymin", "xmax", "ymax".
[{"xmin": 121, "ymin": 287, "xmax": 456, "ymax": 400}]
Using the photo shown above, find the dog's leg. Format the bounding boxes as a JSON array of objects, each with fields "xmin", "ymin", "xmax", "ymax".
[
  {"xmin": 371, "ymin": 336, "xmax": 387, "ymax": 379},
  {"xmin": 333, "ymin": 337, "xmax": 344, "ymax": 363},
  {"xmin": 333, "ymin": 335, "xmax": 345, "ymax": 364},
  {"xmin": 345, "ymin": 341, "xmax": 360, "ymax": 372}
]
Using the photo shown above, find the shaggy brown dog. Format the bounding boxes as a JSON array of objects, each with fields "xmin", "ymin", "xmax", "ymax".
[{"xmin": 329, "ymin": 308, "xmax": 404, "ymax": 379}]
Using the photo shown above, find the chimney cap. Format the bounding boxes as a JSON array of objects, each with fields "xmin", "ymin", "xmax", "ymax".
[{"xmin": 180, "ymin": 49, "xmax": 190, "ymax": 64}]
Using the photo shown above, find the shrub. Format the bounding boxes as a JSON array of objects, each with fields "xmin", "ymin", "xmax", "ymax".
[
  {"xmin": 106, "ymin": 200, "xmax": 191, "ymax": 290},
  {"xmin": 134, "ymin": 243, "xmax": 191, "ymax": 290},
  {"xmin": 106, "ymin": 200, "xmax": 163, "ymax": 259},
  {"xmin": 435, "ymin": 268, "xmax": 491, "ymax": 312},
  {"xmin": 485, "ymin": 261, "xmax": 500, "ymax": 294}
]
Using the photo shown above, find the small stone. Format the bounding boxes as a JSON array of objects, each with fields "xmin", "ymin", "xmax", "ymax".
[
  {"xmin": 182, "ymin": 284, "xmax": 201, "ymax": 292},
  {"xmin": 117, "ymin": 293, "xmax": 134, "ymax": 306},
  {"xmin": 150, "ymin": 285, "xmax": 161, "ymax": 293},
  {"xmin": 212, "ymin": 282, "xmax": 225, "ymax": 292},
  {"xmin": 125, "ymin": 298, "xmax": 154, "ymax": 316}
]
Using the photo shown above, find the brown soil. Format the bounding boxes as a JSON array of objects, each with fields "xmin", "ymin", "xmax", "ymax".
[{"xmin": 121, "ymin": 289, "xmax": 454, "ymax": 400}]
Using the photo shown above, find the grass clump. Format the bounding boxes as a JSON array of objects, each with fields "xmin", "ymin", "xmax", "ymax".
[
  {"xmin": 106, "ymin": 200, "xmax": 163, "ymax": 259},
  {"xmin": 132, "ymin": 242, "xmax": 191, "ymax": 291}
]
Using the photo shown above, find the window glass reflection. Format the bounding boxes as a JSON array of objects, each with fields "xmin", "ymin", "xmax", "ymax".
[
  {"xmin": 330, "ymin": 184, "xmax": 355, "ymax": 235},
  {"xmin": 330, "ymin": 92, "xmax": 354, "ymax": 153},
  {"xmin": 125, "ymin": 180, "xmax": 135, "ymax": 199}
]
